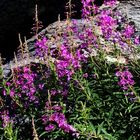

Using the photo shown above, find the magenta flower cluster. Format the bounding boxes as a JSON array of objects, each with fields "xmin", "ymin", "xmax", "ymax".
[
  {"xmin": 35, "ymin": 30, "xmax": 86, "ymax": 81},
  {"xmin": 115, "ymin": 68, "xmax": 135, "ymax": 90},
  {"xmin": 1, "ymin": 0, "xmax": 140, "ymax": 138},
  {"xmin": 35, "ymin": 37, "xmax": 48, "ymax": 59},
  {"xmin": 13, "ymin": 66, "xmax": 37, "ymax": 102},
  {"xmin": 122, "ymin": 24, "xmax": 135, "ymax": 39},
  {"xmin": 98, "ymin": 10, "xmax": 117, "ymax": 39},
  {"xmin": 42, "ymin": 102, "xmax": 79, "ymax": 137},
  {"xmin": 81, "ymin": 0, "xmax": 99, "ymax": 18},
  {"xmin": 49, "ymin": 113, "xmax": 77, "ymax": 133},
  {"xmin": 3, "ymin": 65, "xmax": 38, "ymax": 108},
  {"xmin": 0, "ymin": 110, "xmax": 11, "ymax": 128},
  {"xmin": 134, "ymin": 36, "xmax": 140, "ymax": 45},
  {"xmin": 104, "ymin": 0, "xmax": 117, "ymax": 6},
  {"xmin": 56, "ymin": 45, "xmax": 83, "ymax": 80}
]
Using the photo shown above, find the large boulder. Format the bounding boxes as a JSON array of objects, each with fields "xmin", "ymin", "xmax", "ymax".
[
  {"xmin": 0, "ymin": 0, "xmax": 122, "ymax": 61},
  {"xmin": 1, "ymin": 0, "xmax": 140, "ymax": 61},
  {"xmin": 118, "ymin": 0, "xmax": 140, "ymax": 33}
]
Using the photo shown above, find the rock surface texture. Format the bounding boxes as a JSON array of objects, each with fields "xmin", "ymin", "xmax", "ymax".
[
  {"xmin": 118, "ymin": 0, "xmax": 140, "ymax": 32},
  {"xmin": 2, "ymin": 0, "xmax": 140, "ymax": 60}
]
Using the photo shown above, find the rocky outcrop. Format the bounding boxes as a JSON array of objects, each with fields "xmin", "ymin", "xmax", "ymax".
[
  {"xmin": 1, "ymin": 0, "xmax": 140, "ymax": 78},
  {"xmin": 118, "ymin": 0, "xmax": 140, "ymax": 33},
  {"xmin": 1, "ymin": 0, "xmax": 140, "ymax": 61}
]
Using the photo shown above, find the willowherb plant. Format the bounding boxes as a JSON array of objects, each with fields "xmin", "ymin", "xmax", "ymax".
[
  {"xmin": 81, "ymin": 0, "xmax": 99, "ymax": 18},
  {"xmin": 115, "ymin": 67, "xmax": 135, "ymax": 90},
  {"xmin": 1, "ymin": 0, "xmax": 140, "ymax": 139},
  {"xmin": 43, "ymin": 96, "xmax": 79, "ymax": 136},
  {"xmin": 55, "ymin": 44, "xmax": 83, "ymax": 81},
  {"xmin": 31, "ymin": 4, "xmax": 43, "ymax": 37}
]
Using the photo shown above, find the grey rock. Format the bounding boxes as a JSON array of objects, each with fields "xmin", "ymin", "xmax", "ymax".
[{"xmin": 118, "ymin": 0, "xmax": 140, "ymax": 32}]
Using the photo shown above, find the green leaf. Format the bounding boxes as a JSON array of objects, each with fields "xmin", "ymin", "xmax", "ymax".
[
  {"xmin": 97, "ymin": 122, "xmax": 104, "ymax": 135},
  {"xmin": 39, "ymin": 131, "xmax": 47, "ymax": 138}
]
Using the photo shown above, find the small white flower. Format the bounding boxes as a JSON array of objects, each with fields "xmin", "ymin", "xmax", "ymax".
[
  {"xmin": 105, "ymin": 55, "xmax": 117, "ymax": 63},
  {"xmin": 105, "ymin": 55, "xmax": 127, "ymax": 64},
  {"xmin": 117, "ymin": 56, "xmax": 127, "ymax": 64}
]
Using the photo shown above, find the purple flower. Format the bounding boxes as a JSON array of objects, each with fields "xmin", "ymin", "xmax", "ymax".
[
  {"xmin": 23, "ymin": 67, "xmax": 30, "ymax": 73},
  {"xmin": 122, "ymin": 25, "xmax": 135, "ymax": 39},
  {"xmin": 115, "ymin": 69, "xmax": 135, "ymax": 90},
  {"xmin": 45, "ymin": 124, "xmax": 55, "ymax": 132},
  {"xmin": 98, "ymin": 13, "xmax": 117, "ymax": 39},
  {"xmin": 2, "ymin": 89, "xmax": 6, "ymax": 96},
  {"xmin": 134, "ymin": 36, "xmax": 140, "ymax": 45},
  {"xmin": 55, "ymin": 44, "xmax": 83, "ymax": 80},
  {"xmin": 104, "ymin": 0, "xmax": 117, "ymax": 6},
  {"xmin": 38, "ymin": 84, "xmax": 44, "ymax": 90},
  {"xmin": 8, "ymin": 66, "xmax": 38, "ymax": 104},
  {"xmin": 129, "ymin": 97, "xmax": 138, "ymax": 103},
  {"xmin": 42, "ymin": 115, "xmax": 49, "ymax": 124},
  {"xmin": 58, "ymin": 122, "xmax": 76, "ymax": 133},
  {"xmin": 52, "ymin": 105, "xmax": 63, "ymax": 111},
  {"xmin": 35, "ymin": 37, "xmax": 48, "ymax": 58},
  {"xmin": 49, "ymin": 112, "xmax": 77, "ymax": 133},
  {"xmin": 10, "ymin": 90, "xmax": 15, "ymax": 97},
  {"xmin": 85, "ymin": 0, "xmax": 92, "ymax": 4},
  {"xmin": 6, "ymin": 82, "xmax": 11, "ymax": 86},
  {"xmin": 62, "ymin": 89, "xmax": 68, "ymax": 97},
  {"xmin": 83, "ymin": 73, "xmax": 88, "ymax": 78},
  {"xmin": 50, "ymin": 89, "xmax": 57, "ymax": 96},
  {"xmin": 1, "ymin": 110, "xmax": 12, "ymax": 128},
  {"xmin": 81, "ymin": 0, "xmax": 98, "ymax": 18}
]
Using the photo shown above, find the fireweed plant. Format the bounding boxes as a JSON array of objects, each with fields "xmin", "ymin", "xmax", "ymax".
[{"xmin": 1, "ymin": 0, "xmax": 140, "ymax": 139}]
